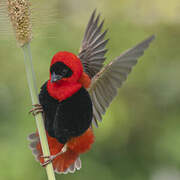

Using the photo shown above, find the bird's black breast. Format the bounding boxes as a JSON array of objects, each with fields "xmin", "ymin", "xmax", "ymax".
[{"xmin": 39, "ymin": 82, "xmax": 93, "ymax": 144}]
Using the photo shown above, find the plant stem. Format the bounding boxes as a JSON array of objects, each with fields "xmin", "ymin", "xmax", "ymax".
[{"xmin": 22, "ymin": 43, "xmax": 56, "ymax": 180}]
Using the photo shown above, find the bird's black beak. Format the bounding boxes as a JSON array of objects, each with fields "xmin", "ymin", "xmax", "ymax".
[{"xmin": 51, "ymin": 72, "xmax": 63, "ymax": 83}]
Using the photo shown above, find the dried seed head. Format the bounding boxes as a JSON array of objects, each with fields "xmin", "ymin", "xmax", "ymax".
[{"xmin": 7, "ymin": 0, "xmax": 32, "ymax": 46}]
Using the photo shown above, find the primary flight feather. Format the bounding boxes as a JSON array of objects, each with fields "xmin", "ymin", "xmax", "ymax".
[{"xmin": 28, "ymin": 9, "xmax": 155, "ymax": 174}]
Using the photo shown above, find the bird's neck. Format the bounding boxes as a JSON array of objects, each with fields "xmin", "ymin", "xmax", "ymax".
[{"xmin": 47, "ymin": 80, "xmax": 82, "ymax": 101}]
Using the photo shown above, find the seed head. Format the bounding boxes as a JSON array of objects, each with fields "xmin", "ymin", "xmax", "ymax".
[{"xmin": 7, "ymin": 0, "xmax": 32, "ymax": 46}]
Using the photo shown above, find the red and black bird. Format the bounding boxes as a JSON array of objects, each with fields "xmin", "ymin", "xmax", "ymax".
[{"xmin": 28, "ymin": 10, "xmax": 155, "ymax": 174}]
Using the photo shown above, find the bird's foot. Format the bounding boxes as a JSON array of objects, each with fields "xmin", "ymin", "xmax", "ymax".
[
  {"xmin": 29, "ymin": 104, "xmax": 43, "ymax": 116},
  {"xmin": 40, "ymin": 155, "xmax": 56, "ymax": 167},
  {"xmin": 41, "ymin": 144, "xmax": 67, "ymax": 167}
]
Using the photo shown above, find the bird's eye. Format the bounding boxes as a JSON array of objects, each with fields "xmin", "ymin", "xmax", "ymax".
[{"xmin": 62, "ymin": 68, "xmax": 68, "ymax": 74}]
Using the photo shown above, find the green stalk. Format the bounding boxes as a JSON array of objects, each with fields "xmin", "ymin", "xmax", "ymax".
[{"xmin": 22, "ymin": 43, "xmax": 56, "ymax": 180}]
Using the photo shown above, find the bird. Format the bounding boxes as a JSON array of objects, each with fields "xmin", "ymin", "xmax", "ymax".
[{"xmin": 28, "ymin": 9, "xmax": 155, "ymax": 174}]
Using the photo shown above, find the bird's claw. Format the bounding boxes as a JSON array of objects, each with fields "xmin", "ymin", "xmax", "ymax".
[
  {"xmin": 29, "ymin": 104, "xmax": 43, "ymax": 116},
  {"xmin": 40, "ymin": 144, "xmax": 67, "ymax": 167},
  {"xmin": 40, "ymin": 155, "xmax": 56, "ymax": 167}
]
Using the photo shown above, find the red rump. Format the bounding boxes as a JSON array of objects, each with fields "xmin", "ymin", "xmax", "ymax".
[{"xmin": 36, "ymin": 128, "xmax": 94, "ymax": 172}]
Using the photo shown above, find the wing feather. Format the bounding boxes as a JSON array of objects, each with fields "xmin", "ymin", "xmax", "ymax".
[
  {"xmin": 89, "ymin": 35, "xmax": 155, "ymax": 125},
  {"xmin": 78, "ymin": 10, "xmax": 109, "ymax": 78}
]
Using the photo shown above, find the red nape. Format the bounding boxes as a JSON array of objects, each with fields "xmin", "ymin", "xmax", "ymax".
[
  {"xmin": 78, "ymin": 72, "xmax": 91, "ymax": 89},
  {"xmin": 36, "ymin": 128, "xmax": 94, "ymax": 172}
]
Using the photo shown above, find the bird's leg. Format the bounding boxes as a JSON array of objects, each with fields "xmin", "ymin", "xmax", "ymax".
[
  {"xmin": 41, "ymin": 144, "xmax": 67, "ymax": 167},
  {"xmin": 29, "ymin": 104, "xmax": 43, "ymax": 116}
]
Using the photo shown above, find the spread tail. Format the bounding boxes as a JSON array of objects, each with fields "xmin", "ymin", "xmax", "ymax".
[{"xmin": 28, "ymin": 128, "xmax": 94, "ymax": 174}]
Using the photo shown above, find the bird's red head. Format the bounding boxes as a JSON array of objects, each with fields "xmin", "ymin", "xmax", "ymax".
[{"xmin": 50, "ymin": 51, "xmax": 83, "ymax": 84}]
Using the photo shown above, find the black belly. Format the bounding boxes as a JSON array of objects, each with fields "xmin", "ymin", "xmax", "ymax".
[{"xmin": 39, "ymin": 82, "xmax": 93, "ymax": 144}]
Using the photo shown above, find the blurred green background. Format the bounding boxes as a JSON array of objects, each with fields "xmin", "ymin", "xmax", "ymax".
[{"xmin": 0, "ymin": 0, "xmax": 180, "ymax": 179}]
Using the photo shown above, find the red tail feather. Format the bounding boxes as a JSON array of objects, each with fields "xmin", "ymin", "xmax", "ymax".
[{"xmin": 35, "ymin": 128, "xmax": 94, "ymax": 173}]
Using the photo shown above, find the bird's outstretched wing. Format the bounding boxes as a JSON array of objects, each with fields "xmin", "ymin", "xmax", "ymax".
[
  {"xmin": 78, "ymin": 9, "xmax": 109, "ymax": 78},
  {"xmin": 88, "ymin": 35, "xmax": 155, "ymax": 127}
]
